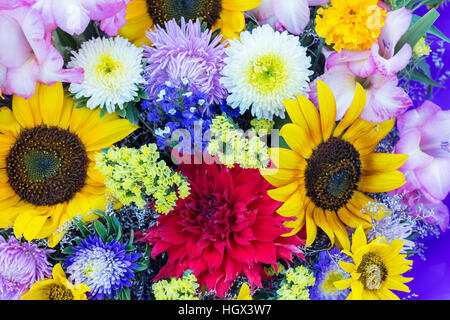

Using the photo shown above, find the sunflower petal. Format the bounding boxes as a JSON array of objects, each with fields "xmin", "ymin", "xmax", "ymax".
[
  {"xmin": 38, "ymin": 82, "xmax": 64, "ymax": 127},
  {"xmin": 268, "ymin": 148, "xmax": 305, "ymax": 170},
  {"xmin": 317, "ymin": 80, "xmax": 336, "ymax": 140},
  {"xmin": 361, "ymin": 153, "xmax": 408, "ymax": 173},
  {"xmin": 267, "ymin": 182, "xmax": 300, "ymax": 202},
  {"xmin": 305, "ymin": 201, "xmax": 317, "ymax": 247},
  {"xmin": 222, "ymin": 0, "xmax": 261, "ymax": 11},
  {"xmin": 334, "ymin": 278, "xmax": 352, "ymax": 290},
  {"xmin": 326, "ymin": 210, "xmax": 350, "ymax": 250},
  {"xmin": 359, "ymin": 171, "xmax": 406, "ymax": 193},
  {"xmin": 280, "ymin": 123, "xmax": 313, "ymax": 158},
  {"xmin": 296, "ymin": 94, "xmax": 322, "ymax": 146},
  {"xmin": 314, "ymin": 208, "xmax": 335, "ymax": 246}
]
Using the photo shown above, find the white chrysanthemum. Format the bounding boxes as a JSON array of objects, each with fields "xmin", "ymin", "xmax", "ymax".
[
  {"xmin": 220, "ymin": 25, "xmax": 313, "ymax": 120},
  {"xmin": 68, "ymin": 36, "xmax": 145, "ymax": 113}
]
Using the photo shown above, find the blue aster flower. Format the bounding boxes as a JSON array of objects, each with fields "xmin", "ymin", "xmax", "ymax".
[
  {"xmin": 309, "ymin": 247, "xmax": 351, "ymax": 300},
  {"xmin": 64, "ymin": 235, "xmax": 141, "ymax": 300}
]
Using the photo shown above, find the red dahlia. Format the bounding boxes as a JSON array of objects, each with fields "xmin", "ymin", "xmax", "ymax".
[{"xmin": 138, "ymin": 163, "xmax": 306, "ymax": 298}]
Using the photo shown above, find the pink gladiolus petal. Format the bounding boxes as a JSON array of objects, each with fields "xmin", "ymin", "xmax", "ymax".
[
  {"xmin": 396, "ymin": 129, "xmax": 434, "ymax": 171},
  {"xmin": 272, "ymin": 0, "xmax": 309, "ymax": 35},
  {"xmin": 416, "ymin": 157, "xmax": 450, "ymax": 202},
  {"xmin": 326, "ymin": 50, "xmax": 377, "ymax": 77},
  {"xmin": 0, "ymin": 11, "xmax": 31, "ymax": 68},
  {"xmin": 360, "ymin": 73, "xmax": 412, "ymax": 122},
  {"xmin": 6, "ymin": 57, "xmax": 39, "ymax": 99},
  {"xmin": 371, "ymin": 41, "xmax": 412, "ymax": 77},
  {"xmin": 310, "ymin": 65, "xmax": 358, "ymax": 121},
  {"xmin": 377, "ymin": 8, "xmax": 412, "ymax": 59},
  {"xmin": 51, "ymin": 0, "xmax": 91, "ymax": 35}
]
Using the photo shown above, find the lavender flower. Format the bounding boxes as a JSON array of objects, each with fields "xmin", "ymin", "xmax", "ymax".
[
  {"xmin": 64, "ymin": 235, "xmax": 141, "ymax": 300},
  {"xmin": 143, "ymin": 18, "xmax": 227, "ymax": 105},
  {"xmin": 0, "ymin": 236, "xmax": 53, "ymax": 300},
  {"xmin": 309, "ymin": 248, "xmax": 351, "ymax": 300}
]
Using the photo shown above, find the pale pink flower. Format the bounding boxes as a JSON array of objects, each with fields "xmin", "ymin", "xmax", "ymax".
[
  {"xmin": 395, "ymin": 101, "xmax": 450, "ymax": 205},
  {"xmin": 0, "ymin": 5, "xmax": 84, "ymax": 98},
  {"xmin": 249, "ymin": 0, "xmax": 330, "ymax": 35},
  {"xmin": 309, "ymin": 64, "xmax": 412, "ymax": 122}
]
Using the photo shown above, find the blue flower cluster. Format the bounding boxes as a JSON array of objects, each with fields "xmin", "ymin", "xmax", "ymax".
[{"xmin": 142, "ymin": 81, "xmax": 216, "ymax": 154}]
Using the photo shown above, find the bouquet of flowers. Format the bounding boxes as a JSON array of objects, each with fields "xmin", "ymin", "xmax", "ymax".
[{"xmin": 0, "ymin": 0, "xmax": 449, "ymax": 301}]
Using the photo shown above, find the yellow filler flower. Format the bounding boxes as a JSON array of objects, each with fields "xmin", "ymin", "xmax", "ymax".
[
  {"xmin": 260, "ymin": 81, "xmax": 408, "ymax": 249},
  {"xmin": 315, "ymin": 0, "xmax": 387, "ymax": 52},
  {"xmin": 334, "ymin": 225, "xmax": 413, "ymax": 300},
  {"xmin": 0, "ymin": 82, "xmax": 137, "ymax": 247},
  {"xmin": 21, "ymin": 263, "xmax": 90, "ymax": 300},
  {"xmin": 118, "ymin": 0, "xmax": 261, "ymax": 46}
]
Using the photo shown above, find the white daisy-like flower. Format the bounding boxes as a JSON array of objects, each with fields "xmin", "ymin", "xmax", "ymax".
[
  {"xmin": 220, "ymin": 25, "xmax": 313, "ymax": 120},
  {"xmin": 68, "ymin": 36, "xmax": 145, "ymax": 113}
]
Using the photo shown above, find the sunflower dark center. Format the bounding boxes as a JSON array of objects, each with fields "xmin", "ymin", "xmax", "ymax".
[
  {"xmin": 305, "ymin": 137, "xmax": 361, "ymax": 211},
  {"xmin": 357, "ymin": 252, "xmax": 388, "ymax": 290},
  {"xmin": 6, "ymin": 125, "xmax": 88, "ymax": 206},
  {"xmin": 48, "ymin": 284, "xmax": 74, "ymax": 300},
  {"xmin": 146, "ymin": 0, "xmax": 222, "ymax": 28}
]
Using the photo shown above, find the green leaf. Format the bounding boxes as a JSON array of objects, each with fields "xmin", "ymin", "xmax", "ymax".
[
  {"xmin": 126, "ymin": 102, "xmax": 139, "ymax": 125},
  {"xmin": 411, "ymin": 14, "xmax": 450, "ymax": 43},
  {"xmin": 99, "ymin": 107, "xmax": 108, "ymax": 118},
  {"xmin": 396, "ymin": 8, "xmax": 440, "ymax": 54},
  {"xmin": 410, "ymin": 68, "xmax": 443, "ymax": 87},
  {"xmin": 54, "ymin": 28, "xmax": 78, "ymax": 50},
  {"xmin": 93, "ymin": 220, "xmax": 108, "ymax": 242},
  {"xmin": 73, "ymin": 218, "xmax": 92, "ymax": 238},
  {"xmin": 61, "ymin": 246, "xmax": 74, "ymax": 255}
]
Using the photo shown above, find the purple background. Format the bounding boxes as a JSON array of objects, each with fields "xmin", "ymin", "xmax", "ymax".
[{"xmin": 397, "ymin": 4, "xmax": 450, "ymax": 300}]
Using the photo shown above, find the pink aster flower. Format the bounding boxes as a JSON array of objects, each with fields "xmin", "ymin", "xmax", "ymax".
[
  {"xmin": 309, "ymin": 64, "xmax": 412, "ymax": 122},
  {"xmin": 0, "ymin": 5, "xmax": 84, "ymax": 98},
  {"xmin": 143, "ymin": 18, "xmax": 227, "ymax": 105},
  {"xmin": 0, "ymin": 236, "xmax": 53, "ymax": 300},
  {"xmin": 249, "ymin": 0, "xmax": 330, "ymax": 35},
  {"xmin": 394, "ymin": 101, "xmax": 450, "ymax": 209}
]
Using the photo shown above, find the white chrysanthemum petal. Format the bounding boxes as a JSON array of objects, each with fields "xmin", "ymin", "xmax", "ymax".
[
  {"xmin": 220, "ymin": 25, "xmax": 313, "ymax": 120},
  {"xmin": 68, "ymin": 36, "xmax": 146, "ymax": 113}
]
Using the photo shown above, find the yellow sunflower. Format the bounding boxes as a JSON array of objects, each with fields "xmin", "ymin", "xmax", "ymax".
[
  {"xmin": 334, "ymin": 225, "xmax": 413, "ymax": 300},
  {"xmin": 0, "ymin": 82, "xmax": 137, "ymax": 247},
  {"xmin": 118, "ymin": 0, "xmax": 261, "ymax": 46},
  {"xmin": 260, "ymin": 81, "xmax": 408, "ymax": 249},
  {"xmin": 21, "ymin": 263, "xmax": 90, "ymax": 300}
]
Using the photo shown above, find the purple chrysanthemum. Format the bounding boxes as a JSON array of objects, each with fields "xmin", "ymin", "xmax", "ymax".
[
  {"xmin": 309, "ymin": 247, "xmax": 351, "ymax": 300},
  {"xmin": 143, "ymin": 18, "xmax": 227, "ymax": 105},
  {"xmin": 0, "ymin": 236, "xmax": 53, "ymax": 300},
  {"xmin": 64, "ymin": 235, "xmax": 141, "ymax": 300}
]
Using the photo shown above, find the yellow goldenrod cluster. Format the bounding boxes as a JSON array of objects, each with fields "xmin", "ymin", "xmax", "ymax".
[
  {"xmin": 413, "ymin": 37, "xmax": 432, "ymax": 57},
  {"xmin": 250, "ymin": 118, "xmax": 275, "ymax": 136},
  {"xmin": 95, "ymin": 144, "xmax": 190, "ymax": 214},
  {"xmin": 152, "ymin": 272, "xmax": 199, "ymax": 300},
  {"xmin": 316, "ymin": 0, "xmax": 387, "ymax": 52},
  {"xmin": 207, "ymin": 115, "xmax": 270, "ymax": 169},
  {"xmin": 276, "ymin": 266, "xmax": 316, "ymax": 300}
]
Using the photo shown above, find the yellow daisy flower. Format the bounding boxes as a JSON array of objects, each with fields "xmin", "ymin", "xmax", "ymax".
[
  {"xmin": 118, "ymin": 0, "xmax": 261, "ymax": 46},
  {"xmin": 21, "ymin": 263, "xmax": 90, "ymax": 300},
  {"xmin": 0, "ymin": 82, "xmax": 137, "ymax": 247},
  {"xmin": 260, "ymin": 81, "xmax": 408, "ymax": 249},
  {"xmin": 334, "ymin": 225, "xmax": 413, "ymax": 300}
]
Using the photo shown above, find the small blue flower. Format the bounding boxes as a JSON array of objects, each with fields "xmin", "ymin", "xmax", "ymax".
[
  {"xmin": 309, "ymin": 247, "xmax": 351, "ymax": 300},
  {"xmin": 64, "ymin": 235, "xmax": 141, "ymax": 300},
  {"xmin": 141, "ymin": 81, "xmax": 217, "ymax": 154}
]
